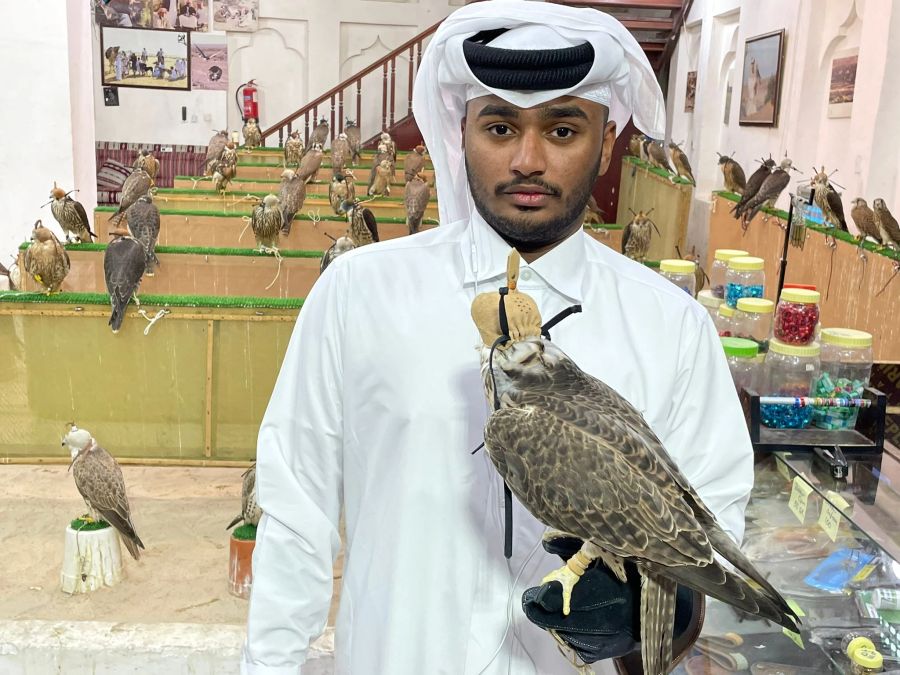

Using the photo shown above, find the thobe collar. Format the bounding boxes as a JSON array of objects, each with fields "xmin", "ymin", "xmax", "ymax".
[{"xmin": 460, "ymin": 210, "xmax": 587, "ymax": 303}]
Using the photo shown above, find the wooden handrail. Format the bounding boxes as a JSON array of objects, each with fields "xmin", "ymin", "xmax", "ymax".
[{"xmin": 261, "ymin": 19, "xmax": 444, "ymax": 147}]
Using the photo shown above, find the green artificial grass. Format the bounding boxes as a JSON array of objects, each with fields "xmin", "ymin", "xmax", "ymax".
[
  {"xmin": 155, "ymin": 187, "xmax": 414, "ymax": 204},
  {"xmin": 0, "ymin": 290, "xmax": 305, "ymax": 310},
  {"xmin": 71, "ymin": 517, "xmax": 110, "ymax": 531},
  {"xmin": 20, "ymin": 241, "xmax": 324, "ymax": 259},
  {"xmin": 622, "ymin": 155, "xmax": 695, "ymax": 187},
  {"xmin": 175, "ymin": 175, "xmax": 406, "ymax": 187},
  {"xmin": 94, "ymin": 205, "xmax": 410, "ymax": 225},
  {"xmin": 232, "ymin": 523, "xmax": 257, "ymax": 541},
  {"xmin": 254, "ymin": 145, "xmax": 421, "ymax": 158}
]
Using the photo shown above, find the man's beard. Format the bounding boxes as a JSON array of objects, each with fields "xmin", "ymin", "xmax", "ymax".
[{"xmin": 466, "ymin": 153, "xmax": 602, "ymax": 250}]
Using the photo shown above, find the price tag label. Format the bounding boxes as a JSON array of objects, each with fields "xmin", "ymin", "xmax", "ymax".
[
  {"xmin": 776, "ymin": 455, "xmax": 792, "ymax": 481},
  {"xmin": 783, "ymin": 599, "xmax": 806, "ymax": 649},
  {"xmin": 789, "ymin": 476, "xmax": 814, "ymax": 523},
  {"xmin": 817, "ymin": 490, "xmax": 851, "ymax": 542}
]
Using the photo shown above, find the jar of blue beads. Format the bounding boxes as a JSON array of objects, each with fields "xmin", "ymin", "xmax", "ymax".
[
  {"xmin": 760, "ymin": 339, "xmax": 820, "ymax": 428},
  {"xmin": 725, "ymin": 256, "xmax": 765, "ymax": 308}
]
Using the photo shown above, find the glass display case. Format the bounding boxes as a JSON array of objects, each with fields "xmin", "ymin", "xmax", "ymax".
[{"xmin": 673, "ymin": 446, "xmax": 900, "ymax": 674}]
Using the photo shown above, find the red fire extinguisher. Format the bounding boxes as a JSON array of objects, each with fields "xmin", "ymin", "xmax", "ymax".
[{"xmin": 236, "ymin": 79, "xmax": 259, "ymax": 122}]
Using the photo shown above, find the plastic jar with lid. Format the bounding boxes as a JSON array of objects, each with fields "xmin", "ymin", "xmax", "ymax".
[
  {"xmin": 760, "ymin": 339, "xmax": 820, "ymax": 428},
  {"xmin": 843, "ymin": 634, "xmax": 878, "ymax": 658},
  {"xmin": 715, "ymin": 304, "xmax": 735, "ymax": 337},
  {"xmin": 710, "ymin": 249, "xmax": 749, "ymax": 299},
  {"xmin": 697, "ymin": 290, "xmax": 723, "ymax": 322},
  {"xmin": 812, "ymin": 328, "xmax": 874, "ymax": 430},
  {"xmin": 774, "ymin": 288, "xmax": 820, "ymax": 345},
  {"xmin": 725, "ymin": 256, "xmax": 765, "ymax": 307},
  {"xmin": 721, "ymin": 337, "xmax": 760, "ymax": 395},
  {"xmin": 734, "ymin": 298, "xmax": 775, "ymax": 352},
  {"xmin": 659, "ymin": 259, "xmax": 696, "ymax": 295},
  {"xmin": 850, "ymin": 647, "xmax": 883, "ymax": 674}
]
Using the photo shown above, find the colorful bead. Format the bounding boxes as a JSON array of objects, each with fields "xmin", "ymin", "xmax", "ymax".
[
  {"xmin": 812, "ymin": 374, "xmax": 866, "ymax": 430},
  {"xmin": 761, "ymin": 403, "xmax": 812, "ymax": 428},
  {"xmin": 774, "ymin": 300, "xmax": 819, "ymax": 345},
  {"xmin": 726, "ymin": 283, "xmax": 764, "ymax": 308}
]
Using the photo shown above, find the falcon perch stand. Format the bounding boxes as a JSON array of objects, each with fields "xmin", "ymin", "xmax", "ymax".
[{"xmin": 60, "ymin": 523, "xmax": 124, "ymax": 594}]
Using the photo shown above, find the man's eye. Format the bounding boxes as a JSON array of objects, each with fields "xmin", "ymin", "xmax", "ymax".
[
  {"xmin": 551, "ymin": 127, "xmax": 575, "ymax": 139},
  {"xmin": 488, "ymin": 124, "xmax": 512, "ymax": 136}
]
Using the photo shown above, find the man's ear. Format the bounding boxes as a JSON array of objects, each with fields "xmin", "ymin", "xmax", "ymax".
[
  {"xmin": 460, "ymin": 117, "xmax": 467, "ymax": 150},
  {"xmin": 598, "ymin": 121, "xmax": 617, "ymax": 177}
]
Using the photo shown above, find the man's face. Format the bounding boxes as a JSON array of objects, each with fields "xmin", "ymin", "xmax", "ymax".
[{"xmin": 463, "ymin": 95, "xmax": 616, "ymax": 251}]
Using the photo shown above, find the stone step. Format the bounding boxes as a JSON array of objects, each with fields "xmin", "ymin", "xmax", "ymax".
[
  {"xmin": 238, "ymin": 145, "xmax": 432, "ymax": 170},
  {"xmin": 233, "ymin": 163, "xmax": 433, "ymax": 183},
  {"xmin": 173, "ymin": 175, "xmax": 420, "ymax": 199}
]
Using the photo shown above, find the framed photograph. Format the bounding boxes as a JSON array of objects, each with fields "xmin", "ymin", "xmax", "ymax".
[
  {"xmin": 828, "ymin": 48, "xmax": 858, "ymax": 118},
  {"xmin": 100, "ymin": 27, "xmax": 191, "ymax": 91},
  {"xmin": 191, "ymin": 33, "xmax": 228, "ymax": 91},
  {"xmin": 94, "ymin": 1, "xmax": 208, "ymax": 31},
  {"xmin": 684, "ymin": 71, "xmax": 697, "ymax": 112},
  {"xmin": 213, "ymin": 0, "xmax": 259, "ymax": 32},
  {"xmin": 739, "ymin": 29, "xmax": 786, "ymax": 126}
]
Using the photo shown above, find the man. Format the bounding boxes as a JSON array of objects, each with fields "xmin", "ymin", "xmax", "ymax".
[{"xmin": 242, "ymin": 2, "xmax": 753, "ymax": 674}]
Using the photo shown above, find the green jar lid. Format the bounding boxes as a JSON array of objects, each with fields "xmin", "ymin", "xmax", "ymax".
[{"xmin": 721, "ymin": 337, "xmax": 759, "ymax": 358}]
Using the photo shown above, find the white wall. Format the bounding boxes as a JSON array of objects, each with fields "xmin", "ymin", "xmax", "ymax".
[{"xmin": 667, "ymin": 0, "xmax": 896, "ymax": 260}]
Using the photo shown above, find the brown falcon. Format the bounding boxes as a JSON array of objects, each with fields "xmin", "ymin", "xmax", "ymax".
[
  {"xmin": 24, "ymin": 221, "xmax": 70, "ymax": 294},
  {"xmin": 582, "ymin": 194, "xmax": 605, "ymax": 226},
  {"xmin": 304, "ymin": 117, "xmax": 329, "ymax": 157},
  {"xmin": 471, "ymin": 252, "xmax": 798, "ymax": 675},
  {"xmin": 621, "ymin": 210, "xmax": 658, "ymax": 263},
  {"xmin": 369, "ymin": 159, "xmax": 393, "ymax": 197},
  {"xmin": 741, "ymin": 157, "xmax": 794, "ymax": 228},
  {"xmin": 668, "ymin": 142, "xmax": 695, "ymax": 185},
  {"xmin": 320, "ymin": 235, "xmax": 356, "ymax": 274},
  {"xmin": 627, "ymin": 133, "xmax": 642, "ymax": 158},
  {"xmin": 109, "ymin": 168, "xmax": 152, "ymax": 227},
  {"xmin": 646, "ymin": 140, "xmax": 671, "ymax": 173},
  {"xmin": 873, "ymin": 198, "xmax": 900, "ymax": 251},
  {"xmin": 404, "ymin": 174, "xmax": 431, "ymax": 234},
  {"xmin": 278, "ymin": 169, "xmax": 307, "ymax": 235},
  {"xmin": 134, "ymin": 150, "xmax": 160, "ymax": 186},
  {"xmin": 343, "ymin": 198, "xmax": 379, "ymax": 247},
  {"xmin": 404, "ymin": 144, "xmax": 428, "ymax": 182},
  {"xmin": 379, "ymin": 131, "xmax": 397, "ymax": 163},
  {"xmin": 284, "ymin": 131, "xmax": 304, "ymax": 169},
  {"xmin": 811, "ymin": 168, "xmax": 848, "ymax": 232},
  {"xmin": 226, "ymin": 463, "xmax": 263, "ymax": 530},
  {"xmin": 851, "ymin": 198, "xmax": 881, "ymax": 245},
  {"xmin": 297, "ymin": 143, "xmax": 324, "ymax": 184},
  {"xmin": 731, "ymin": 157, "xmax": 774, "ymax": 219},
  {"xmin": 717, "ymin": 153, "xmax": 746, "ymax": 195},
  {"xmin": 368, "ymin": 142, "xmax": 395, "ymax": 192},
  {"xmin": 105, "ymin": 228, "xmax": 146, "ymax": 333},
  {"xmin": 331, "ymin": 133, "xmax": 351, "ymax": 176},
  {"xmin": 329, "ymin": 169, "xmax": 354, "ymax": 215},
  {"xmin": 64, "ymin": 425, "xmax": 145, "ymax": 560},
  {"xmin": 242, "ymin": 117, "xmax": 262, "ymax": 149},
  {"xmin": 126, "ymin": 194, "xmax": 161, "ymax": 276},
  {"xmin": 344, "ymin": 118, "xmax": 362, "ymax": 165},
  {"xmin": 49, "ymin": 183, "xmax": 96, "ymax": 244},
  {"xmin": 203, "ymin": 130, "xmax": 229, "ymax": 175},
  {"xmin": 213, "ymin": 141, "xmax": 238, "ymax": 193},
  {"xmin": 251, "ymin": 194, "xmax": 283, "ymax": 252}
]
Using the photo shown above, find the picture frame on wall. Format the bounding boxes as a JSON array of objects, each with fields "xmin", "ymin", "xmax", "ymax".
[
  {"xmin": 828, "ymin": 48, "xmax": 858, "ymax": 119},
  {"xmin": 100, "ymin": 26, "xmax": 191, "ymax": 91},
  {"xmin": 684, "ymin": 71, "xmax": 697, "ymax": 112},
  {"xmin": 739, "ymin": 29, "xmax": 786, "ymax": 127},
  {"xmin": 94, "ymin": 1, "xmax": 209, "ymax": 32}
]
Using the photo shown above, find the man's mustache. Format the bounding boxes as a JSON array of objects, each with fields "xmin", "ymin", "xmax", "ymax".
[{"xmin": 494, "ymin": 177, "xmax": 562, "ymax": 197}]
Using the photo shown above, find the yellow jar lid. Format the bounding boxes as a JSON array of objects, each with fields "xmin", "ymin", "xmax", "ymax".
[
  {"xmin": 728, "ymin": 256, "xmax": 765, "ymax": 271},
  {"xmin": 821, "ymin": 328, "xmax": 873, "ymax": 348},
  {"xmin": 851, "ymin": 647, "xmax": 883, "ymax": 669},
  {"xmin": 660, "ymin": 259, "xmax": 696, "ymax": 274},
  {"xmin": 736, "ymin": 298, "xmax": 775, "ymax": 313},
  {"xmin": 718, "ymin": 305, "xmax": 735, "ymax": 318},
  {"xmin": 697, "ymin": 290, "xmax": 723, "ymax": 309},
  {"xmin": 780, "ymin": 288, "xmax": 821, "ymax": 304},
  {"xmin": 846, "ymin": 636, "xmax": 876, "ymax": 658},
  {"xmin": 714, "ymin": 248, "xmax": 749, "ymax": 261},
  {"xmin": 769, "ymin": 338, "xmax": 820, "ymax": 357}
]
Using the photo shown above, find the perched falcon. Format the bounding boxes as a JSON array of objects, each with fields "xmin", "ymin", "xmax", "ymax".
[
  {"xmin": 213, "ymin": 142, "xmax": 238, "ymax": 193},
  {"xmin": 470, "ymin": 252, "xmax": 799, "ymax": 675},
  {"xmin": 369, "ymin": 160, "xmax": 393, "ymax": 197},
  {"xmin": 717, "ymin": 153, "xmax": 747, "ymax": 195},
  {"xmin": 297, "ymin": 143, "xmax": 324, "ymax": 183},
  {"xmin": 304, "ymin": 117, "xmax": 329, "ymax": 157},
  {"xmin": 369, "ymin": 142, "xmax": 395, "ymax": 192},
  {"xmin": 278, "ymin": 169, "xmax": 307, "ymax": 235},
  {"xmin": 627, "ymin": 133, "xmax": 643, "ymax": 158},
  {"xmin": 344, "ymin": 118, "xmax": 362, "ymax": 165},
  {"xmin": 331, "ymin": 133, "xmax": 351, "ymax": 176},
  {"xmin": 251, "ymin": 194, "xmax": 283, "ymax": 252},
  {"xmin": 404, "ymin": 145, "xmax": 428, "ymax": 182},
  {"xmin": 284, "ymin": 131, "xmax": 304, "ymax": 169},
  {"xmin": 226, "ymin": 464, "xmax": 262, "ymax": 530},
  {"xmin": 49, "ymin": 183, "xmax": 96, "ymax": 244},
  {"xmin": 64, "ymin": 425, "xmax": 145, "ymax": 560},
  {"xmin": 811, "ymin": 169, "xmax": 847, "ymax": 232},
  {"xmin": 329, "ymin": 169, "xmax": 354, "ymax": 215},
  {"xmin": 0, "ymin": 259, "xmax": 20, "ymax": 291},
  {"xmin": 204, "ymin": 130, "xmax": 229, "ymax": 176},
  {"xmin": 404, "ymin": 175, "xmax": 430, "ymax": 234},
  {"xmin": 104, "ymin": 229, "xmax": 146, "ymax": 333},
  {"xmin": 732, "ymin": 158, "xmax": 775, "ymax": 219},
  {"xmin": 741, "ymin": 157, "xmax": 794, "ymax": 228},
  {"xmin": 320, "ymin": 235, "xmax": 356, "ymax": 274},
  {"xmin": 873, "ymin": 198, "xmax": 900, "ymax": 250},
  {"xmin": 668, "ymin": 142, "xmax": 695, "ymax": 185},
  {"xmin": 583, "ymin": 194, "xmax": 605, "ymax": 225},
  {"xmin": 242, "ymin": 117, "xmax": 262, "ymax": 149},
  {"xmin": 126, "ymin": 194, "xmax": 161, "ymax": 276},
  {"xmin": 24, "ymin": 221, "xmax": 70, "ymax": 294},
  {"xmin": 646, "ymin": 140, "xmax": 671, "ymax": 173},
  {"xmin": 379, "ymin": 132, "xmax": 397, "ymax": 162},
  {"xmin": 343, "ymin": 199, "xmax": 379, "ymax": 246},
  {"xmin": 851, "ymin": 198, "xmax": 881, "ymax": 245},
  {"xmin": 110, "ymin": 169, "xmax": 152, "ymax": 227},
  {"xmin": 621, "ymin": 210, "xmax": 657, "ymax": 263},
  {"xmin": 134, "ymin": 150, "xmax": 160, "ymax": 186}
]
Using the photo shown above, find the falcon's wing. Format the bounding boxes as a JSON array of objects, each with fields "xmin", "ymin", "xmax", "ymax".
[
  {"xmin": 362, "ymin": 208, "xmax": 379, "ymax": 242},
  {"xmin": 621, "ymin": 221, "xmax": 632, "ymax": 254},
  {"xmin": 825, "ymin": 189, "xmax": 848, "ymax": 231},
  {"xmin": 72, "ymin": 447, "xmax": 142, "ymax": 548},
  {"xmin": 731, "ymin": 161, "xmax": 746, "ymax": 189},
  {"xmin": 72, "ymin": 199, "xmax": 92, "ymax": 232}
]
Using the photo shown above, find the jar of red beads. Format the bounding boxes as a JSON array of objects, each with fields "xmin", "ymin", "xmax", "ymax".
[{"xmin": 774, "ymin": 288, "xmax": 820, "ymax": 345}]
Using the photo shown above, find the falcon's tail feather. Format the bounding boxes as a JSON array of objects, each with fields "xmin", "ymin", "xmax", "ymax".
[
  {"xmin": 225, "ymin": 514, "xmax": 242, "ymax": 530},
  {"xmin": 99, "ymin": 510, "xmax": 144, "ymax": 560},
  {"xmin": 639, "ymin": 571, "xmax": 677, "ymax": 675},
  {"xmin": 121, "ymin": 533, "xmax": 145, "ymax": 561}
]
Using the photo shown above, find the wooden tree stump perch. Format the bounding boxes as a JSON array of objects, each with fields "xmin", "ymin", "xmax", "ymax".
[{"xmin": 60, "ymin": 524, "xmax": 124, "ymax": 594}]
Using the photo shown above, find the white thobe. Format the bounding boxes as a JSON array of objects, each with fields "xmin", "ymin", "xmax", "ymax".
[{"xmin": 241, "ymin": 213, "xmax": 754, "ymax": 675}]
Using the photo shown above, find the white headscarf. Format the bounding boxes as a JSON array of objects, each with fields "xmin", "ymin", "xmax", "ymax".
[{"xmin": 412, "ymin": 0, "xmax": 666, "ymax": 226}]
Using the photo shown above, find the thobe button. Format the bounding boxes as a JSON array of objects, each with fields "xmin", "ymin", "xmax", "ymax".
[{"xmin": 521, "ymin": 269, "xmax": 533, "ymax": 281}]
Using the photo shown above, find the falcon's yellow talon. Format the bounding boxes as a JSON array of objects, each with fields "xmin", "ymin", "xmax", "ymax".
[{"xmin": 542, "ymin": 564, "xmax": 582, "ymax": 616}]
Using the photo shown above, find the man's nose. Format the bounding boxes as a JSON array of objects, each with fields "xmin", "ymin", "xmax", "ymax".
[{"xmin": 509, "ymin": 129, "xmax": 546, "ymax": 178}]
